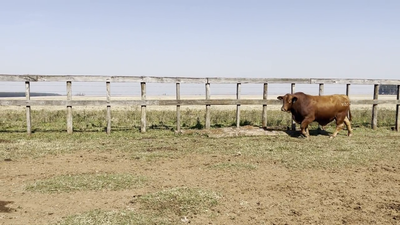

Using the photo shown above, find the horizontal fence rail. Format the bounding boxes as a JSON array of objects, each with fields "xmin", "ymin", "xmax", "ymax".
[
  {"xmin": 1, "ymin": 74, "xmax": 400, "ymax": 134},
  {"xmin": 2, "ymin": 99, "xmax": 400, "ymax": 107},
  {"xmin": 2, "ymin": 74, "xmax": 400, "ymax": 85}
]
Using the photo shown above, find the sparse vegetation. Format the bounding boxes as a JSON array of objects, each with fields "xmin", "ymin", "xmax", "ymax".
[
  {"xmin": 1, "ymin": 127, "xmax": 399, "ymax": 169},
  {"xmin": 136, "ymin": 187, "xmax": 220, "ymax": 216},
  {"xmin": 54, "ymin": 209, "xmax": 173, "ymax": 225},
  {"xmin": 25, "ymin": 173, "xmax": 147, "ymax": 193},
  {"xmin": 54, "ymin": 186, "xmax": 220, "ymax": 225}
]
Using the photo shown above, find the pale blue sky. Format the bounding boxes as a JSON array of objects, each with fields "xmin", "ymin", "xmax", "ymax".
[{"xmin": 1, "ymin": 0, "xmax": 399, "ymax": 80}]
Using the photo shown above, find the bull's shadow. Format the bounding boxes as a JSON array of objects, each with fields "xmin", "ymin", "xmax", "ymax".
[{"xmin": 280, "ymin": 127, "xmax": 331, "ymax": 138}]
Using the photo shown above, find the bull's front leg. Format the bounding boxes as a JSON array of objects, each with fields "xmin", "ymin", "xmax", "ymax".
[
  {"xmin": 300, "ymin": 123, "xmax": 309, "ymax": 138},
  {"xmin": 300, "ymin": 118, "xmax": 314, "ymax": 138}
]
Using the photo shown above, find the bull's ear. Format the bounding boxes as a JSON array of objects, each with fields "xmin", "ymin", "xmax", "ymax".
[
  {"xmin": 277, "ymin": 96, "xmax": 283, "ymax": 100},
  {"xmin": 292, "ymin": 97, "xmax": 298, "ymax": 103}
]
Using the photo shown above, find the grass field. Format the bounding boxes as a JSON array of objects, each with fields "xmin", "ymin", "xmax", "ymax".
[
  {"xmin": 0, "ymin": 106, "xmax": 398, "ymax": 133},
  {"xmin": 1, "ymin": 107, "xmax": 400, "ymax": 224}
]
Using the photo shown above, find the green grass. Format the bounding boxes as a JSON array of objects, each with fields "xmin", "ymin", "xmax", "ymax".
[
  {"xmin": 1, "ymin": 127, "xmax": 399, "ymax": 170},
  {"xmin": 25, "ymin": 173, "xmax": 147, "ymax": 193},
  {"xmin": 1, "ymin": 108, "xmax": 397, "ymax": 133}
]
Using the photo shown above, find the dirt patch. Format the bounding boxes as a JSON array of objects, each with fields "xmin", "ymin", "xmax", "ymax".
[{"xmin": 2, "ymin": 154, "xmax": 399, "ymax": 224}]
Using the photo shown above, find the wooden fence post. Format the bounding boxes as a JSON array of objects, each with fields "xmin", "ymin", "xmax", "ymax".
[
  {"xmin": 371, "ymin": 84, "xmax": 379, "ymax": 130},
  {"xmin": 346, "ymin": 84, "xmax": 351, "ymax": 119},
  {"xmin": 141, "ymin": 82, "xmax": 146, "ymax": 133},
  {"xmin": 319, "ymin": 83, "xmax": 324, "ymax": 96},
  {"xmin": 396, "ymin": 85, "xmax": 400, "ymax": 132},
  {"xmin": 25, "ymin": 81, "xmax": 31, "ymax": 135},
  {"xmin": 291, "ymin": 83, "xmax": 296, "ymax": 130},
  {"xmin": 66, "ymin": 81, "xmax": 73, "ymax": 134},
  {"xmin": 236, "ymin": 83, "xmax": 241, "ymax": 128},
  {"xmin": 262, "ymin": 83, "xmax": 268, "ymax": 129},
  {"xmin": 176, "ymin": 82, "xmax": 181, "ymax": 133},
  {"xmin": 205, "ymin": 82, "xmax": 211, "ymax": 129},
  {"xmin": 106, "ymin": 81, "xmax": 111, "ymax": 134},
  {"xmin": 318, "ymin": 83, "xmax": 324, "ymax": 130}
]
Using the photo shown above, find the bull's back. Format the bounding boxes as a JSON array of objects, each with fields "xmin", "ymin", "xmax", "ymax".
[
  {"xmin": 312, "ymin": 95, "xmax": 350, "ymax": 123},
  {"xmin": 313, "ymin": 95, "xmax": 350, "ymax": 110}
]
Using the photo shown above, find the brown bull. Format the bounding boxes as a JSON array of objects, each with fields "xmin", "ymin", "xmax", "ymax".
[{"xmin": 277, "ymin": 92, "xmax": 353, "ymax": 138}]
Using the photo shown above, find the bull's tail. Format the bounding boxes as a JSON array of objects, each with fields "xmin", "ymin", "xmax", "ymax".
[{"xmin": 348, "ymin": 109, "xmax": 352, "ymax": 121}]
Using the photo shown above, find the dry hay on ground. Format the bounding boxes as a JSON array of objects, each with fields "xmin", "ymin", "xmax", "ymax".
[{"xmin": 180, "ymin": 126, "xmax": 287, "ymax": 138}]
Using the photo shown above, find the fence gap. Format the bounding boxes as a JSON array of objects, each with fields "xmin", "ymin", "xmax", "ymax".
[
  {"xmin": 141, "ymin": 82, "xmax": 146, "ymax": 132},
  {"xmin": 236, "ymin": 83, "xmax": 241, "ymax": 128},
  {"xmin": 262, "ymin": 83, "xmax": 268, "ymax": 129},
  {"xmin": 25, "ymin": 81, "xmax": 31, "ymax": 135},
  {"xmin": 291, "ymin": 83, "xmax": 296, "ymax": 130},
  {"xmin": 205, "ymin": 82, "xmax": 211, "ymax": 129},
  {"xmin": 176, "ymin": 82, "xmax": 181, "ymax": 133},
  {"xmin": 66, "ymin": 81, "xmax": 73, "ymax": 134},
  {"xmin": 396, "ymin": 85, "xmax": 400, "ymax": 132},
  {"xmin": 106, "ymin": 81, "xmax": 111, "ymax": 134},
  {"xmin": 371, "ymin": 84, "xmax": 379, "ymax": 130}
]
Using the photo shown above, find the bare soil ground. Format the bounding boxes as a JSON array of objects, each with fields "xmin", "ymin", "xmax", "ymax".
[{"xmin": 1, "ymin": 126, "xmax": 400, "ymax": 225}]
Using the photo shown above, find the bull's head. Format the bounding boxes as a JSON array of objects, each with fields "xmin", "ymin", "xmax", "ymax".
[{"xmin": 277, "ymin": 94, "xmax": 297, "ymax": 112}]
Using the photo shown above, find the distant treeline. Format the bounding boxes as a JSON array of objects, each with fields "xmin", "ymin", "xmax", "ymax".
[
  {"xmin": 0, "ymin": 92, "xmax": 62, "ymax": 97},
  {"xmin": 379, "ymin": 85, "xmax": 398, "ymax": 95}
]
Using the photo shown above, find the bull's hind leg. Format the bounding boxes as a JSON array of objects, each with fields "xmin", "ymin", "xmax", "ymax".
[
  {"xmin": 330, "ymin": 113, "xmax": 352, "ymax": 138},
  {"xmin": 330, "ymin": 123, "xmax": 345, "ymax": 138},
  {"xmin": 344, "ymin": 117, "xmax": 353, "ymax": 137}
]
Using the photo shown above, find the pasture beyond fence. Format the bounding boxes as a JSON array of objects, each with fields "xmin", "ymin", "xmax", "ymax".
[{"xmin": 0, "ymin": 74, "xmax": 400, "ymax": 134}]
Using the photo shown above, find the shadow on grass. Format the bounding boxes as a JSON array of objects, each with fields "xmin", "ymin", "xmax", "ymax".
[{"xmin": 264, "ymin": 126, "xmax": 332, "ymax": 138}]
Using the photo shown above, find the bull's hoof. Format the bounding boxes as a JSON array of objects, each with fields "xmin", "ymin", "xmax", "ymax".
[
  {"xmin": 329, "ymin": 135, "xmax": 336, "ymax": 139},
  {"xmin": 298, "ymin": 134, "xmax": 308, "ymax": 139}
]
